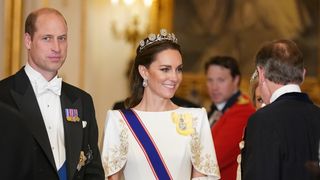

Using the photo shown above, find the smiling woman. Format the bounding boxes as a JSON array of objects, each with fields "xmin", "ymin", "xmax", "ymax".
[
  {"xmin": 138, "ymin": 48, "xmax": 183, "ymax": 102},
  {"xmin": 124, "ymin": 28, "xmax": 182, "ymax": 109},
  {"xmin": 101, "ymin": 29, "xmax": 221, "ymax": 180}
]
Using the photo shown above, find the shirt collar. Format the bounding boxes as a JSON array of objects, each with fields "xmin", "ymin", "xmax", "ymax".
[
  {"xmin": 214, "ymin": 90, "xmax": 240, "ymax": 111},
  {"xmin": 216, "ymin": 102, "xmax": 226, "ymax": 111},
  {"xmin": 25, "ymin": 63, "xmax": 47, "ymax": 84},
  {"xmin": 24, "ymin": 63, "xmax": 62, "ymax": 96},
  {"xmin": 270, "ymin": 84, "xmax": 301, "ymax": 103}
]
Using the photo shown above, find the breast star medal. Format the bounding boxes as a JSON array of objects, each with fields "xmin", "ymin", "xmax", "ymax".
[{"xmin": 77, "ymin": 151, "xmax": 87, "ymax": 171}]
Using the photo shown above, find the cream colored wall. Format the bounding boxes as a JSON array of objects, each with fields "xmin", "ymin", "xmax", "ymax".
[{"xmin": 84, "ymin": 0, "xmax": 131, "ymax": 143}]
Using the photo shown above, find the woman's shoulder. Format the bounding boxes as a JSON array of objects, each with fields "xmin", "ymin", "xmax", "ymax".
[
  {"xmin": 105, "ymin": 109, "xmax": 125, "ymax": 124},
  {"xmin": 178, "ymin": 107, "xmax": 207, "ymax": 114},
  {"xmin": 106, "ymin": 109, "xmax": 122, "ymax": 116},
  {"xmin": 176, "ymin": 107, "xmax": 208, "ymax": 123}
]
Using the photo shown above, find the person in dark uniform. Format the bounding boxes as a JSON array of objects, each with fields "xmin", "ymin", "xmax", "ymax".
[
  {"xmin": 241, "ymin": 39, "xmax": 320, "ymax": 180},
  {"xmin": 204, "ymin": 56, "xmax": 255, "ymax": 180}
]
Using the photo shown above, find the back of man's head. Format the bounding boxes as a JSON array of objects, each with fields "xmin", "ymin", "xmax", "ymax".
[{"xmin": 255, "ymin": 39, "xmax": 304, "ymax": 85}]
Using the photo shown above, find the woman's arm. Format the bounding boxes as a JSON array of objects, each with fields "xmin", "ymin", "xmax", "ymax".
[
  {"xmin": 108, "ymin": 169, "xmax": 124, "ymax": 180},
  {"xmin": 192, "ymin": 168, "xmax": 206, "ymax": 178}
]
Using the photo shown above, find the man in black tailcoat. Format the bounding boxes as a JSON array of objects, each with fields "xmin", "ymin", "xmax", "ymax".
[
  {"xmin": 241, "ymin": 39, "xmax": 320, "ymax": 180},
  {"xmin": 0, "ymin": 8, "xmax": 104, "ymax": 180},
  {"xmin": 0, "ymin": 101, "xmax": 34, "ymax": 180}
]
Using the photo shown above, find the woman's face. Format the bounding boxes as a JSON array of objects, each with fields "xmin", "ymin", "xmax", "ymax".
[
  {"xmin": 255, "ymin": 86, "xmax": 265, "ymax": 109},
  {"xmin": 141, "ymin": 49, "xmax": 183, "ymax": 100}
]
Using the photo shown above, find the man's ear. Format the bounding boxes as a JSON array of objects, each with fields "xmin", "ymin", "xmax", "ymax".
[
  {"xmin": 138, "ymin": 65, "xmax": 148, "ymax": 79},
  {"xmin": 257, "ymin": 66, "xmax": 265, "ymax": 83},
  {"xmin": 233, "ymin": 75, "xmax": 240, "ymax": 87},
  {"xmin": 302, "ymin": 68, "xmax": 306, "ymax": 84},
  {"xmin": 24, "ymin": 33, "xmax": 32, "ymax": 50}
]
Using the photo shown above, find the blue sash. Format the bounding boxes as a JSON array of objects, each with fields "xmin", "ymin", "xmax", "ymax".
[
  {"xmin": 120, "ymin": 109, "xmax": 172, "ymax": 180},
  {"xmin": 58, "ymin": 161, "xmax": 67, "ymax": 180}
]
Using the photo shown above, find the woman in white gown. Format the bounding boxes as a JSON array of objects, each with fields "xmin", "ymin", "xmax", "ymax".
[{"xmin": 101, "ymin": 29, "xmax": 220, "ymax": 180}]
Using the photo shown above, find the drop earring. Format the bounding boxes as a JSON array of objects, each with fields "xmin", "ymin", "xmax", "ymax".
[{"xmin": 142, "ymin": 78, "xmax": 148, "ymax": 87}]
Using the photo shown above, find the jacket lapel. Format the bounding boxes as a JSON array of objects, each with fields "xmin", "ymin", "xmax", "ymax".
[
  {"xmin": 60, "ymin": 83, "xmax": 83, "ymax": 180},
  {"xmin": 11, "ymin": 69, "xmax": 56, "ymax": 170}
]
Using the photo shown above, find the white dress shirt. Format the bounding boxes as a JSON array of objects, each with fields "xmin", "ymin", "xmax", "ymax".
[
  {"xmin": 216, "ymin": 102, "xmax": 226, "ymax": 111},
  {"xmin": 270, "ymin": 84, "xmax": 301, "ymax": 103},
  {"xmin": 25, "ymin": 64, "xmax": 66, "ymax": 170}
]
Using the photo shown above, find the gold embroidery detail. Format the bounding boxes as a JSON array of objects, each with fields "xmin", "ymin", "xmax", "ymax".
[
  {"xmin": 237, "ymin": 95, "xmax": 249, "ymax": 105},
  {"xmin": 191, "ymin": 120, "xmax": 219, "ymax": 175},
  {"xmin": 77, "ymin": 151, "xmax": 87, "ymax": 171},
  {"xmin": 171, "ymin": 112, "xmax": 195, "ymax": 136},
  {"xmin": 104, "ymin": 118, "xmax": 128, "ymax": 175}
]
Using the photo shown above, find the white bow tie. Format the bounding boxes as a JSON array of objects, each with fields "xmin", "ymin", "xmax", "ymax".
[{"xmin": 36, "ymin": 78, "xmax": 62, "ymax": 96}]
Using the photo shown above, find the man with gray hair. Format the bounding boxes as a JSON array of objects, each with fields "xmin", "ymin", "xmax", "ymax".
[{"xmin": 241, "ymin": 39, "xmax": 320, "ymax": 180}]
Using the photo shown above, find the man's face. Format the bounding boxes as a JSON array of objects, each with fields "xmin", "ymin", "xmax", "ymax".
[
  {"xmin": 206, "ymin": 65, "xmax": 239, "ymax": 104},
  {"xmin": 25, "ymin": 12, "xmax": 68, "ymax": 80}
]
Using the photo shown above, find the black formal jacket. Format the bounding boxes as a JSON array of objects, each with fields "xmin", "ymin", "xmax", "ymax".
[
  {"xmin": 241, "ymin": 92, "xmax": 320, "ymax": 180},
  {"xmin": 0, "ymin": 68, "xmax": 104, "ymax": 180},
  {"xmin": 0, "ymin": 101, "xmax": 34, "ymax": 180}
]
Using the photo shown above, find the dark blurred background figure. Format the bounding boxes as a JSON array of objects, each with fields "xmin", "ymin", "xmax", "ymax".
[
  {"xmin": 0, "ymin": 101, "xmax": 34, "ymax": 180},
  {"xmin": 305, "ymin": 160, "xmax": 320, "ymax": 180}
]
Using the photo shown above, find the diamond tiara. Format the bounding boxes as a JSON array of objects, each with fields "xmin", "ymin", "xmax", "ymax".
[
  {"xmin": 250, "ymin": 69, "xmax": 258, "ymax": 83},
  {"xmin": 138, "ymin": 29, "xmax": 178, "ymax": 52}
]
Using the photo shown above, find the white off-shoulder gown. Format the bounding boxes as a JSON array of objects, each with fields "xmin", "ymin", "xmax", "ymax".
[{"xmin": 101, "ymin": 107, "xmax": 220, "ymax": 180}]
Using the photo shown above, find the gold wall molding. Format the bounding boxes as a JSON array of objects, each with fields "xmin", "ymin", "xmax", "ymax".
[
  {"xmin": 79, "ymin": 0, "xmax": 87, "ymax": 88},
  {"xmin": 4, "ymin": 0, "xmax": 23, "ymax": 76},
  {"xmin": 149, "ymin": 0, "xmax": 173, "ymax": 33}
]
